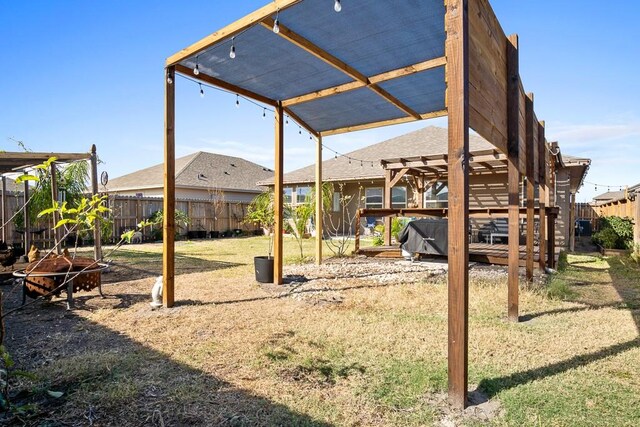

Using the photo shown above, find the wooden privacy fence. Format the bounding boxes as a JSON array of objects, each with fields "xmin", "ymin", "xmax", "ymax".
[
  {"xmin": 107, "ymin": 195, "xmax": 256, "ymax": 241},
  {"xmin": 0, "ymin": 192, "xmax": 257, "ymax": 247}
]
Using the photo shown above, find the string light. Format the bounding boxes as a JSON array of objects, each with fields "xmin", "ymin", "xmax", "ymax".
[
  {"xmin": 285, "ymin": 116, "xmax": 289, "ymax": 126},
  {"xmin": 229, "ymin": 37, "xmax": 236, "ymax": 59},
  {"xmin": 193, "ymin": 56, "xmax": 200, "ymax": 75},
  {"xmin": 334, "ymin": 0, "xmax": 342, "ymax": 13},
  {"xmin": 273, "ymin": 9, "xmax": 280, "ymax": 34},
  {"xmin": 176, "ymin": 73, "xmax": 380, "ymax": 167},
  {"xmin": 166, "ymin": 69, "xmax": 173, "ymax": 85}
]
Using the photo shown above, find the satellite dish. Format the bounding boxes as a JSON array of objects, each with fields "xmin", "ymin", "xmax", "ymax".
[{"xmin": 100, "ymin": 171, "xmax": 109, "ymax": 186}]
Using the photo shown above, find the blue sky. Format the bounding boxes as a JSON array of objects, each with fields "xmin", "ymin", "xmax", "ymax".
[{"xmin": 2, "ymin": 1, "xmax": 639, "ymax": 203}]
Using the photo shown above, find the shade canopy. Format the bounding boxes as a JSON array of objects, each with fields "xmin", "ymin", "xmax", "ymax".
[
  {"xmin": 168, "ymin": 0, "xmax": 447, "ymax": 135},
  {"xmin": 0, "ymin": 152, "xmax": 92, "ymax": 175}
]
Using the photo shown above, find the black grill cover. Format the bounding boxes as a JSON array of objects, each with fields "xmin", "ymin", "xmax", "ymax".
[{"xmin": 398, "ymin": 219, "xmax": 448, "ymax": 255}]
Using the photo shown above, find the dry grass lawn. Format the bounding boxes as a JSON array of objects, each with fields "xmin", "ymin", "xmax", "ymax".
[{"xmin": 1, "ymin": 237, "xmax": 639, "ymax": 426}]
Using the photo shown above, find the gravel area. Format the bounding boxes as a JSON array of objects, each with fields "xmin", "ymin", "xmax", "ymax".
[{"xmin": 270, "ymin": 257, "xmax": 515, "ymax": 305}]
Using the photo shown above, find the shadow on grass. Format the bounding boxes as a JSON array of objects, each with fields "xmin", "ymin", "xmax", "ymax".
[
  {"xmin": 1, "ymin": 282, "xmax": 333, "ymax": 426},
  {"xmin": 102, "ymin": 249, "xmax": 244, "ymax": 283},
  {"xmin": 481, "ymin": 254, "xmax": 640, "ymax": 397}
]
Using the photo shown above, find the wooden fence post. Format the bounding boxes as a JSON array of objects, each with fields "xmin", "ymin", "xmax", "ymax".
[
  {"xmin": 445, "ymin": 0, "xmax": 470, "ymax": 409},
  {"xmin": 507, "ymin": 34, "xmax": 520, "ymax": 322}
]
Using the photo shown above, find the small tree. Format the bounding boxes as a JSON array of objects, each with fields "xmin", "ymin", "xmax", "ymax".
[
  {"xmin": 245, "ymin": 190, "xmax": 275, "ymax": 256},
  {"xmin": 207, "ymin": 186, "xmax": 225, "ymax": 232},
  {"xmin": 324, "ymin": 183, "xmax": 363, "ymax": 257}
]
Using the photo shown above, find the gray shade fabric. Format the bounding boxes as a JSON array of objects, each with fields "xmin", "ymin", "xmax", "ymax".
[{"xmin": 177, "ymin": 0, "xmax": 447, "ymax": 134}]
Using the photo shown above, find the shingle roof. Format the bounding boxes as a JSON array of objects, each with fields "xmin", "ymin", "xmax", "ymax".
[
  {"xmin": 106, "ymin": 152, "xmax": 273, "ymax": 193},
  {"xmin": 259, "ymin": 126, "xmax": 492, "ymax": 185},
  {"xmin": 593, "ymin": 191, "xmax": 625, "ymax": 202}
]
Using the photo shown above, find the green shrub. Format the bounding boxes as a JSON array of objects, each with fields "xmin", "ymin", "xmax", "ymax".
[
  {"xmin": 372, "ymin": 235, "xmax": 384, "ymax": 246},
  {"xmin": 592, "ymin": 216, "xmax": 633, "ymax": 249}
]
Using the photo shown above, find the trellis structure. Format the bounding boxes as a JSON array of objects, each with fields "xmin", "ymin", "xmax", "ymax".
[
  {"xmin": 0, "ymin": 146, "xmax": 102, "ymax": 260},
  {"xmin": 165, "ymin": 0, "xmax": 554, "ymax": 407}
]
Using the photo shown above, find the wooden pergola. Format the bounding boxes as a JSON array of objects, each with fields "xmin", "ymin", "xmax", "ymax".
[
  {"xmin": 164, "ymin": 0, "xmax": 553, "ymax": 408},
  {"xmin": 0, "ymin": 146, "xmax": 102, "ymax": 260}
]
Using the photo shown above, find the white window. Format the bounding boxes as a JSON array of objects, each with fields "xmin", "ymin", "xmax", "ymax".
[
  {"xmin": 296, "ymin": 186, "xmax": 311, "ymax": 204},
  {"xmin": 392, "ymin": 187, "xmax": 407, "ymax": 209},
  {"xmin": 283, "ymin": 187, "xmax": 293, "ymax": 204},
  {"xmin": 365, "ymin": 188, "xmax": 383, "ymax": 209},
  {"xmin": 424, "ymin": 182, "xmax": 448, "ymax": 208},
  {"xmin": 333, "ymin": 191, "xmax": 341, "ymax": 212}
]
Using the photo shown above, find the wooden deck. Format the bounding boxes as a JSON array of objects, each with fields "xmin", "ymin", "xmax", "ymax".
[{"xmin": 356, "ymin": 243, "xmax": 559, "ymax": 267}]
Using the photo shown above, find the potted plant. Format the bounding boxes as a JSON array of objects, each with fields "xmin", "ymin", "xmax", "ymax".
[{"xmin": 245, "ymin": 191, "xmax": 275, "ymax": 283}]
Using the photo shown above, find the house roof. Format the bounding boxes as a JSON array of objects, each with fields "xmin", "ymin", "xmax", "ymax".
[
  {"xmin": 560, "ymin": 154, "xmax": 591, "ymax": 193},
  {"xmin": 259, "ymin": 126, "xmax": 498, "ymax": 185},
  {"xmin": 106, "ymin": 152, "xmax": 273, "ymax": 194},
  {"xmin": 593, "ymin": 190, "xmax": 625, "ymax": 202}
]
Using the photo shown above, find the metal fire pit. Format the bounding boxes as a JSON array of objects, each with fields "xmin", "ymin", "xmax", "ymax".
[{"xmin": 13, "ymin": 257, "xmax": 109, "ymax": 310}]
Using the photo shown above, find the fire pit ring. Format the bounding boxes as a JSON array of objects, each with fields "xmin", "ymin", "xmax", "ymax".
[{"xmin": 13, "ymin": 259, "xmax": 110, "ymax": 310}]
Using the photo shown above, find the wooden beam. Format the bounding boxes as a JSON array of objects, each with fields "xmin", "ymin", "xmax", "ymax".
[
  {"xmin": 320, "ymin": 109, "xmax": 447, "ymax": 136},
  {"xmin": 174, "ymin": 64, "xmax": 277, "ymax": 107},
  {"xmin": 538, "ymin": 122, "xmax": 547, "ymax": 271},
  {"xmin": 282, "ymin": 56, "xmax": 447, "ymax": 107},
  {"xmin": 1, "ymin": 177, "xmax": 6, "ymax": 242},
  {"xmin": 525, "ymin": 94, "xmax": 535, "ymax": 281},
  {"xmin": 90, "ymin": 144, "xmax": 102, "ymax": 261},
  {"xmin": 446, "ymin": 0, "xmax": 469, "ymax": 410},
  {"xmin": 261, "ymin": 18, "xmax": 421, "ymax": 119},
  {"xmin": 282, "ymin": 107, "xmax": 319, "ymax": 137},
  {"xmin": 389, "ymin": 167, "xmax": 410, "ymax": 188},
  {"xmin": 163, "ymin": 66, "xmax": 176, "ymax": 308},
  {"xmin": 383, "ymin": 169, "xmax": 393, "ymax": 246},
  {"xmin": 274, "ymin": 102, "xmax": 285, "ymax": 285},
  {"xmin": 50, "ymin": 163, "xmax": 61, "ymax": 254},
  {"xmin": 315, "ymin": 135, "xmax": 323, "ymax": 265},
  {"xmin": 22, "ymin": 172, "xmax": 30, "ymax": 258},
  {"xmin": 0, "ymin": 152, "xmax": 90, "ymax": 162},
  {"xmin": 166, "ymin": 0, "xmax": 301, "ymax": 66},
  {"xmin": 506, "ymin": 34, "xmax": 520, "ymax": 322}
]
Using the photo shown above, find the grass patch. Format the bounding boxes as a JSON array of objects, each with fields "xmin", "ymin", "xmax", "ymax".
[{"xmin": 3, "ymin": 239, "xmax": 640, "ymax": 425}]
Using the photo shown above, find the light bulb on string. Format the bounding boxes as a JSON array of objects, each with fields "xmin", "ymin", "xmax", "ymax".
[
  {"xmin": 199, "ymin": 83, "xmax": 204, "ymax": 98},
  {"xmin": 166, "ymin": 70, "xmax": 173, "ymax": 85},
  {"xmin": 371, "ymin": 162, "xmax": 374, "ymax": 168},
  {"xmin": 348, "ymin": 158, "xmax": 351, "ymax": 164},
  {"xmin": 360, "ymin": 160, "xmax": 363, "ymax": 167},
  {"xmin": 229, "ymin": 37, "xmax": 236, "ymax": 59},
  {"xmin": 262, "ymin": 108, "xmax": 266, "ymax": 119},
  {"xmin": 194, "ymin": 56, "xmax": 200, "ymax": 75},
  {"xmin": 235, "ymin": 94, "xmax": 240, "ymax": 108},
  {"xmin": 273, "ymin": 9, "xmax": 280, "ymax": 33},
  {"xmin": 299, "ymin": 127, "xmax": 302, "ymax": 135},
  {"xmin": 285, "ymin": 117, "xmax": 289, "ymax": 126},
  {"xmin": 334, "ymin": 154, "xmax": 338, "ymax": 159},
  {"xmin": 334, "ymin": 0, "xmax": 342, "ymax": 12}
]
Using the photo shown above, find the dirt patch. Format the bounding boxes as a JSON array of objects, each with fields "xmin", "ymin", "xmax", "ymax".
[{"xmin": 427, "ymin": 388, "xmax": 503, "ymax": 426}]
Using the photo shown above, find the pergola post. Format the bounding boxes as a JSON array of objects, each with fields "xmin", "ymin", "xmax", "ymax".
[
  {"xmin": 1, "ymin": 176, "xmax": 6, "ymax": 242},
  {"xmin": 569, "ymin": 192, "xmax": 576, "ymax": 251},
  {"xmin": 506, "ymin": 34, "xmax": 520, "ymax": 322},
  {"xmin": 163, "ymin": 66, "xmax": 176, "ymax": 308},
  {"xmin": 90, "ymin": 144, "xmax": 102, "ymax": 261},
  {"xmin": 525, "ymin": 94, "xmax": 535, "ymax": 281},
  {"xmin": 315, "ymin": 135, "xmax": 323, "ymax": 265},
  {"xmin": 538, "ymin": 122, "xmax": 547, "ymax": 271},
  {"xmin": 445, "ymin": 0, "xmax": 469, "ymax": 409},
  {"xmin": 22, "ymin": 172, "xmax": 30, "ymax": 254},
  {"xmin": 383, "ymin": 169, "xmax": 392, "ymax": 246},
  {"xmin": 50, "ymin": 162, "xmax": 61, "ymax": 254},
  {"xmin": 274, "ymin": 102, "xmax": 284, "ymax": 285}
]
